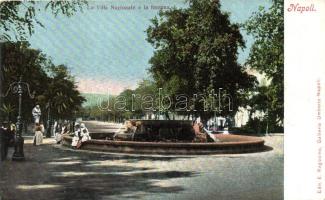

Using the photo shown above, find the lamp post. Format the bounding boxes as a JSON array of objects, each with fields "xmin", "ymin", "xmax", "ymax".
[{"xmin": 2, "ymin": 76, "xmax": 34, "ymax": 161}]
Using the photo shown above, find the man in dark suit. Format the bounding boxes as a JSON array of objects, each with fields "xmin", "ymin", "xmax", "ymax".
[
  {"xmin": 0, "ymin": 125, "xmax": 7, "ymax": 161},
  {"xmin": 0, "ymin": 122, "xmax": 15, "ymax": 161}
]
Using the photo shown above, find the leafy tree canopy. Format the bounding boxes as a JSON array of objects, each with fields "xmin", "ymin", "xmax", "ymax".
[
  {"xmin": 244, "ymin": 0, "xmax": 284, "ymax": 127},
  {"xmin": 0, "ymin": 0, "xmax": 87, "ymax": 41},
  {"xmin": 1, "ymin": 41, "xmax": 85, "ymax": 122},
  {"xmin": 146, "ymin": 0, "xmax": 256, "ymax": 120}
]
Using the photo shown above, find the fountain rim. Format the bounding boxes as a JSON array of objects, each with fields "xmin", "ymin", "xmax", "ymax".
[{"xmin": 61, "ymin": 134, "xmax": 266, "ymax": 155}]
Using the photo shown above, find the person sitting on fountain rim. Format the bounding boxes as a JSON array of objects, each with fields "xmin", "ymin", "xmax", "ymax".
[
  {"xmin": 71, "ymin": 123, "xmax": 81, "ymax": 149},
  {"xmin": 71, "ymin": 123, "xmax": 91, "ymax": 149},
  {"xmin": 193, "ymin": 122, "xmax": 207, "ymax": 143},
  {"xmin": 80, "ymin": 123, "xmax": 91, "ymax": 143},
  {"xmin": 55, "ymin": 121, "xmax": 70, "ymax": 144}
]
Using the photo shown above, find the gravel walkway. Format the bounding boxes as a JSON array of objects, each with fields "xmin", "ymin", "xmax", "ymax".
[{"xmin": 0, "ymin": 133, "xmax": 283, "ymax": 200}]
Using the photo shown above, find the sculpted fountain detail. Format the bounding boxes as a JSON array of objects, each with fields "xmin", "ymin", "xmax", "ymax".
[{"xmin": 114, "ymin": 120, "xmax": 196, "ymax": 142}]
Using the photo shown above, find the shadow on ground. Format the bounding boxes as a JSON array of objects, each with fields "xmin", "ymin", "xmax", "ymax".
[{"xmin": 0, "ymin": 143, "xmax": 197, "ymax": 200}]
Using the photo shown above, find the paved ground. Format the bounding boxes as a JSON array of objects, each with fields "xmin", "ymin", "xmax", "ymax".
[{"xmin": 0, "ymin": 122, "xmax": 283, "ymax": 200}]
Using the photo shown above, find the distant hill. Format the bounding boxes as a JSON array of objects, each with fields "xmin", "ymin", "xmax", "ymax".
[{"xmin": 81, "ymin": 93, "xmax": 111, "ymax": 108}]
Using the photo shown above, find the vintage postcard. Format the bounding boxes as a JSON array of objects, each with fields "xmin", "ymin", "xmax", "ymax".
[{"xmin": 0, "ymin": 0, "xmax": 322, "ymax": 199}]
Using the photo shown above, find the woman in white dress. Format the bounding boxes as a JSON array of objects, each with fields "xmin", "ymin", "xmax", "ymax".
[
  {"xmin": 34, "ymin": 124, "xmax": 43, "ymax": 146},
  {"xmin": 80, "ymin": 123, "xmax": 91, "ymax": 142},
  {"xmin": 71, "ymin": 123, "xmax": 81, "ymax": 148},
  {"xmin": 71, "ymin": 123, "xmax": 91, "ymax": 149}
]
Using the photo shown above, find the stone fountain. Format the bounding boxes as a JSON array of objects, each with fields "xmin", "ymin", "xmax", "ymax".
[{"xmin": 62, "ymin": 120, "xmax": 266, "ymax": 155}]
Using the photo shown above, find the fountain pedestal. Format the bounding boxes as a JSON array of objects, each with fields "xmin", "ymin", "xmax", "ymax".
[{"xmin": 114, "ymin": 120, "xmax": 196, "ymax": 142}]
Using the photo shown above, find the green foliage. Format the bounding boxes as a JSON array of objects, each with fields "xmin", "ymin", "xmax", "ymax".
[
  {"xmin": 45, "ymin": 64, "xmax": 85, "ymax": 120},
  {"xmin": 0, "ymin": 1, "xmax": 87, "ymax": 41},
  {"xmin": 80, "ymin": 79, "xmax": 159, "ymax": 122},
  {"xmin": 1, "ymin": 41, "xmax": 85, "ymax": 122},
  {"xmin": 1, "ymin": 41, "xmax": 49, "ymax": 121},
  {"xmin": 0, "ymin": 103, "xmax": 15, "ymax": 121},
  {"xmin": 114, "ymin": 79, "xmax": 158, "ymax": 120},
  {"xmin": 146, "ymin": 0, "xmax": 255, "ymax": 121},
  {"xmin": 81, "ymin": 93, "xmax": 110, "ymax": 107},
  {"xmin": 231, "ymin": 118, "xmax": 283, "ymax": 135},
  {"xmin": 244, "ymin": 0, "xmax": 284, "ymax": 126},
  {"xmin": 132, "ymin": 79, "xmax": 158, "ymax": 114}
]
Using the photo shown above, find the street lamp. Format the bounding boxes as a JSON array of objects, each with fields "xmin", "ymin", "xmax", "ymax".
[{"xmin": 2, "ymin": 76, "xmax": 34, "ymax": 161}]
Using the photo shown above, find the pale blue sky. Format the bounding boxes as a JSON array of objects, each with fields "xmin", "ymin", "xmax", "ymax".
[{"xmin": 28, "ymin": 0, "xmax": 271, "ymax": 94}]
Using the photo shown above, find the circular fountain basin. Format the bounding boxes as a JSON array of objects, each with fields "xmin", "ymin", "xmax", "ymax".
[{"xmin": 62, "ymin": 134, "xmax": 265, "ymax": 155}]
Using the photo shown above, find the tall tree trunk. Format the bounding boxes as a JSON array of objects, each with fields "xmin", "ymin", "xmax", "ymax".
[{"xmin": 0, "ymin": 42, "xmax": 3, "ymax": 121}]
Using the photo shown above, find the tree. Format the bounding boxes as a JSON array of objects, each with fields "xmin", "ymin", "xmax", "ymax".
[
  {"xmin": 0, "ymin": 1, "xmax": 87, "ymax": 41},
  {"xmin": 45, "ymin": 64, "xmax": 85, "ymax": 120},
  {"xmin": 1, "ymin": 41, "xmax": 84, "ymax": 124},
  {"xmin": 146, "ymin": 0, "xmax": 255, "ymax": 121},
  {"xmin": 244, "ymin": 0, "xmax": 284, "ymax": 130},
  {"xmin": 85, "ymin": 79, "xmax": 160, "ymax": 122},
  {"xmin": 1, "ymin": 41, "xmax": 50, "ymax": 122},
  {"xmin": 0, "ymin": 103, "xmax": 15, "ymax": 122},
  {"xmin": 113, "ymin": 79, "xmax": 158, "ymax": 120}
]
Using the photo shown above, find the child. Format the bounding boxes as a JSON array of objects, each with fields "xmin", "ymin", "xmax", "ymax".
[{"xmin": 34, "ymin": 124, "xmax": 43, "ymax": 146}]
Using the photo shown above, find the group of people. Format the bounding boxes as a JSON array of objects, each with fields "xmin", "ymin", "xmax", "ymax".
[
  {"xmin": 32, "ymin": 104, "xmax": 92, "ymax": 148},
  {"xmin": 54, "ymin": 121, "xmax": 70, "ymax": 144},
  {"xmin": 71, "ymin": 123, "xmax": 91, "ymax": 149},
  {"xmin": 0, "ymin": 104, "xmax": 91, "ymax": 160},
  {"xmin": 53, "ymin": 121, "xmax": 91, "ymax": 149},
  {"xmin": 33, "ymin": 121, "xmax": 91, "ymax": 148}
]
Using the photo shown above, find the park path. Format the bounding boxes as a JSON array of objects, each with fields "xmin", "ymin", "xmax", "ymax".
[{"xmin": 0, "ymin": 122, "xmax": 283, "ymax": 200}]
